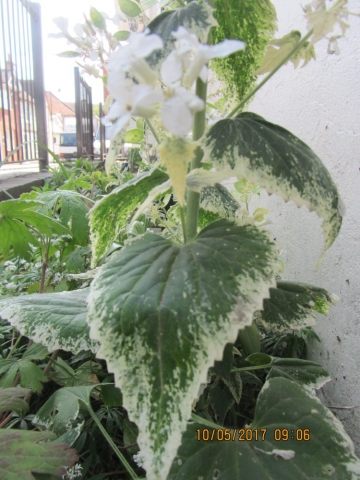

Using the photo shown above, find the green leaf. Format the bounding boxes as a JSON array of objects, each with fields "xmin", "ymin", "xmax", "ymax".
[
  {"xmin": 267, "ymin": 358, "xmax": 330, "ymax": 390},
  {"xmin": 259, "ymin": 280, "xmax": 338, "ymax": 330},
  {"xmin": 22, "ymin": 343, "xmax": 49, "ymax": 361},
  {"xmin": 100, "ymin": 384, "xmax": 123, "ymax": 407},
  {"xmin": 124, "ymin": 128, "xmax": 144, "ymax": 143},
  {"xmin": 211, "ymin": 0, "xmax": 277, "ymax": 102},
  {"xmin": 57, "ymin": 51, "xmax": 81, "ymax": 58},
  {"xmin": 87, "ymin": 219, "xmax": 279, "ymax": 479},
  {"xmin": 203, "ymin": 112, "xmax": 343, "ymax": 256},
  {"xmin": 0, "ymin": 289, "xmax": 98, "ymax": 354},
  {"xmin": 0, "ymin": 430, "xmax": 78, "ymax": 480},
  {"xmin": 36, "ymin": 191, "xmax": 90, "ymax": 246},
  {"xmin": 147, "ymin": 2, "xmax": 216, "ymax": 67},
  {"xmin": 90, "ymin": 7, "xmax": 106, "ymax": 29},
  {"xmin": 51, "ymin": 357, "xmax": 99, "ymax": 387},
  {"xmin": 65, "ymin": 246, "xmax": 90, "ymax": 273},
  {"xmin": 0, "ymin": 387, "xmax": 30, "ymax": 414},
  {"xmin": 0, "ymin": 199, "xmax": 70, "ymax": 259},
  {"xmin": 209, "ymin": 383, "xmax": 235, "ymax": 425},
  {"xmin": 33, "ymin": 386, "xmax": 96, "ymax": 435},
  {"xmin": 118, "ymin": 0, "xmax": 142, "ymax": 17},
  {"xmin": 19, "ymin": 360, "xmax": 48, "ymax": 394},
  {"xmin": 169, "ymin": 378, "xmax": 360, "ymax": 479},
  {"xmin": 200, "ymin": 183, "xmax": 240, "ymax": 219},
  {"xmin": 89, "ymin": 168, "xmax": 169, "ymax": 266},
  {"xmin": 113, "ymin": 30, "xmax": 130, "ymax": 41}
]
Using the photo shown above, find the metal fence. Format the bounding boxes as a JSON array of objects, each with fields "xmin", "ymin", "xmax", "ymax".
[
  {"xmin": 0, "ymin": 0, "xmax": 47, "ymax": 170},
  {"xmin": 74, "ymin": 66, "xmax": 94, "ymax": 161}
]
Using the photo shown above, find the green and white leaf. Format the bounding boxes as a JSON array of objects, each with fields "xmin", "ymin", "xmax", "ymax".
[
  {"xmin": 203, "ymin": 112, "xmax": 343, "ymax": 257},
  {"xmin": 0, "ymin": 430, "xmax": 78, "ymax": 480},
  {"xmin": 267, "ymin": 358, "xmax": 330, "ymax": 390},
  {"xmin": 87, "ymin": 219, "xmax": 279, "ymax": 480},
  {"xmin": 0, "ymin": 388, "xmax": 30, "ymax": 414},
  {"xmin": 168, "ymin": 378, "xmax": 360, "ymax": 480},
  {"xmin": 211, "ymin": 0, "xmax": 277, "ymax": 102},
  {"xmin": 0, "ymin": 289, "xmax": 98, "ymax": 354},
  {"xmin": 105, "ymin": 130, "xmax": 123, "ymax": 174},
  {"xmin": 200, "ymin": 184, "xmax": 241, "ymax": 220},
  {"xmin": 246, "ymin": 352, "xmax": 330, "ymax": 390},
  {"xmin": 89, "ymin": 168, "xmax": 169, "ymax": 266},
  {"xmin": 258, "ymin": 280, "xmax": 338, "ymax": 330},
  {"xmin": 33, "ymin": 385, "xmax": 96, "ymax": 435},
  {"xmin": 147, "ymin": 2, "xmax": 217, "ymax": 67}
]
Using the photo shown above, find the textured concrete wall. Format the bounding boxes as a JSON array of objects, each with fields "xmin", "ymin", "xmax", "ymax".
[{"xmin": 245, "ymin": 0, "xmax": 360, "ymax": 452}]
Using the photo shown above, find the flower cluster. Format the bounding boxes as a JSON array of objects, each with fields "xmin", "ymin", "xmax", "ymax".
[{"xmin": 104, "ymin": 28, "xmax": 245, "ymax": 138}]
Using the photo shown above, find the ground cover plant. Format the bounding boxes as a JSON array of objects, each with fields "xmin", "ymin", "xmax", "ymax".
[{"xmin": 0, "ymin": 0, "xmax": 360, "ymax": 479}]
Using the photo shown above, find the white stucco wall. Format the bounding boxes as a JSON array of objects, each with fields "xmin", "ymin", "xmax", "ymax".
[{"xmin": 245, "ymin": 0, "xmax": 360, "ymax": 452}]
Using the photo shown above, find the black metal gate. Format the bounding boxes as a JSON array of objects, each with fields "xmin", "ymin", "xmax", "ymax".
[
  {"xmin": 0, "ymin": 0, "xmax": 48, "ymax": 169},
  {"xmin": 74, "ymin": 67, "xmax": 94, "ymax": 160}
]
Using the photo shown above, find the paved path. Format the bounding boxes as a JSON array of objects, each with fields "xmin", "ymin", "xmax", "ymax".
[{"xmin": 0, "ymin": 161, "xmax": 54, "ymax": 201}]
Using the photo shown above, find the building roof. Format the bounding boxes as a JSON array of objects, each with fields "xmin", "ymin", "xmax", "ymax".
[{"xmin": 46, "ymin": 91, "xmax": 75, "ymax": 117}]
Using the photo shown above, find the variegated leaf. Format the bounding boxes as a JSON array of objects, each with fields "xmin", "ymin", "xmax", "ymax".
[
  {"xmin": 0, "ymin": 289, "xmax": 98, "ymax": 354},
  {"xmin": 258, "ymin": 280, "xmax": 338, "ymax": 330},
  {"xmin": 200, "ymin": 184, "xmax": 241, "ymax": 219},
  {"xmin": 87, "ymin": 219, "xmax": 279, "ymax": 480},
  {"xmin": 147, "ymin": 2, "xmax": 217, "ymax": 67},
  {"xmin": 169, "ymin": 378, "xmax": 360, "ymax": 479},
  {"xmin": 89, "ymin": 168, "xmax": 169, "ymax": 267},
  {"xmin": 203, "ymin": 112, "xmax": 343, "ymax": 257}
]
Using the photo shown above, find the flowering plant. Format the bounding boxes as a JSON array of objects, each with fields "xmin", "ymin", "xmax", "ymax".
[{"xmin": 1, "ymin": 1, "xmax": 360, "ymax": 479}]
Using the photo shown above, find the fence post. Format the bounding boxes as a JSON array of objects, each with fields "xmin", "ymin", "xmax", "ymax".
[{"xmin": 30, "ymin": 2, "xmax": 48, "ymax": 170}]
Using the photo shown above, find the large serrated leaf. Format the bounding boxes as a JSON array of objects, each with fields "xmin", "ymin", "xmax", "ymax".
[
  {"xmin": 0, "ymin": 289, "xmax": 98, "ymax": 354},
  {"xmin": 147, "ymin": 2, "xmax": 216, "ymax": 67},
  {"xmin": 87, "ymin": 219, "xmax": 279, "ymax": 480},
  {"xmin": 169, "ymin": 378, "xmax": 360, "ymax": 480},
  {"xmin": 89, "ymin": 168, "xmax": 168, "ymax": 266},
  {"xmin": 0, "ymin": 430, "xmax": 78, "ymax": 480},
  {"xmin": 203, "ymin": 112, "xmax": 343, "ymax": 256},
  {"xmin": 259, "ymin": 280, "xmax": 338, "ymax": 330}
]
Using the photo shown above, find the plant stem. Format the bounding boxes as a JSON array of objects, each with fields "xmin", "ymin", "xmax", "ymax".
[
  {"xmin": 6, "ymin": 334, "xmax": 23, "ymax": 359},
  {"xmin": 226, "ymin": 29, "xmax": 314, "ymax": 119},
  {"xmin": 39, "ymin": 240, "xmax": 50, "ymax": 294},
  {"xmin": 191, "ymin": 413, "xmax": 222, "ymax": 430},
  {"xmin": 185, "ymin": 77, "xmax": 208, "ymax": 241},
  {"xmin": 231, "ymin": 364, "xmax": 272, "ymax": 373},
  {"xmin": 0, "ymin": 412, "xmax": 13, "ymax": 428},
  {"xmin": 179, "ymin": 206, "xmax": 187, "ymax": 244},
  {"xmin": 82, "ymin": 400, "xmax": 139, "ymax": 480},
  {"xmin": 145, "ymin": 119, "xmax": 160, "ymax": 145},
  {"xmin": 43, "ymin": 350, "xmax": 58, "ymax": 377}
]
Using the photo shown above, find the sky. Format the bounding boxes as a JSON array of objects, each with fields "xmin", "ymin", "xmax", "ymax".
[{"xmin": 36, "ymin": 0, "xmax": 118, "ymax": 105}]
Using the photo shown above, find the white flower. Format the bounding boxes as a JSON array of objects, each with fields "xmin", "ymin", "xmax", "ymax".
[
  {"xmin": 161, "ymin": 27, "xmax": 245, "ymax": 87},
  {"xmin": 53, "ymin": 17, "xmax": 69, "ymax": 34},
  {"xmin": 109, "ymin": 31, "xmax": 163, "ymax": 85},
  {"xmin": 105, "ymin": 74, "xmax": 163, "ymax": 137},
  {"xmin": 160, "ymin": 84, "xmax": 204, "ymax": 136}
]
